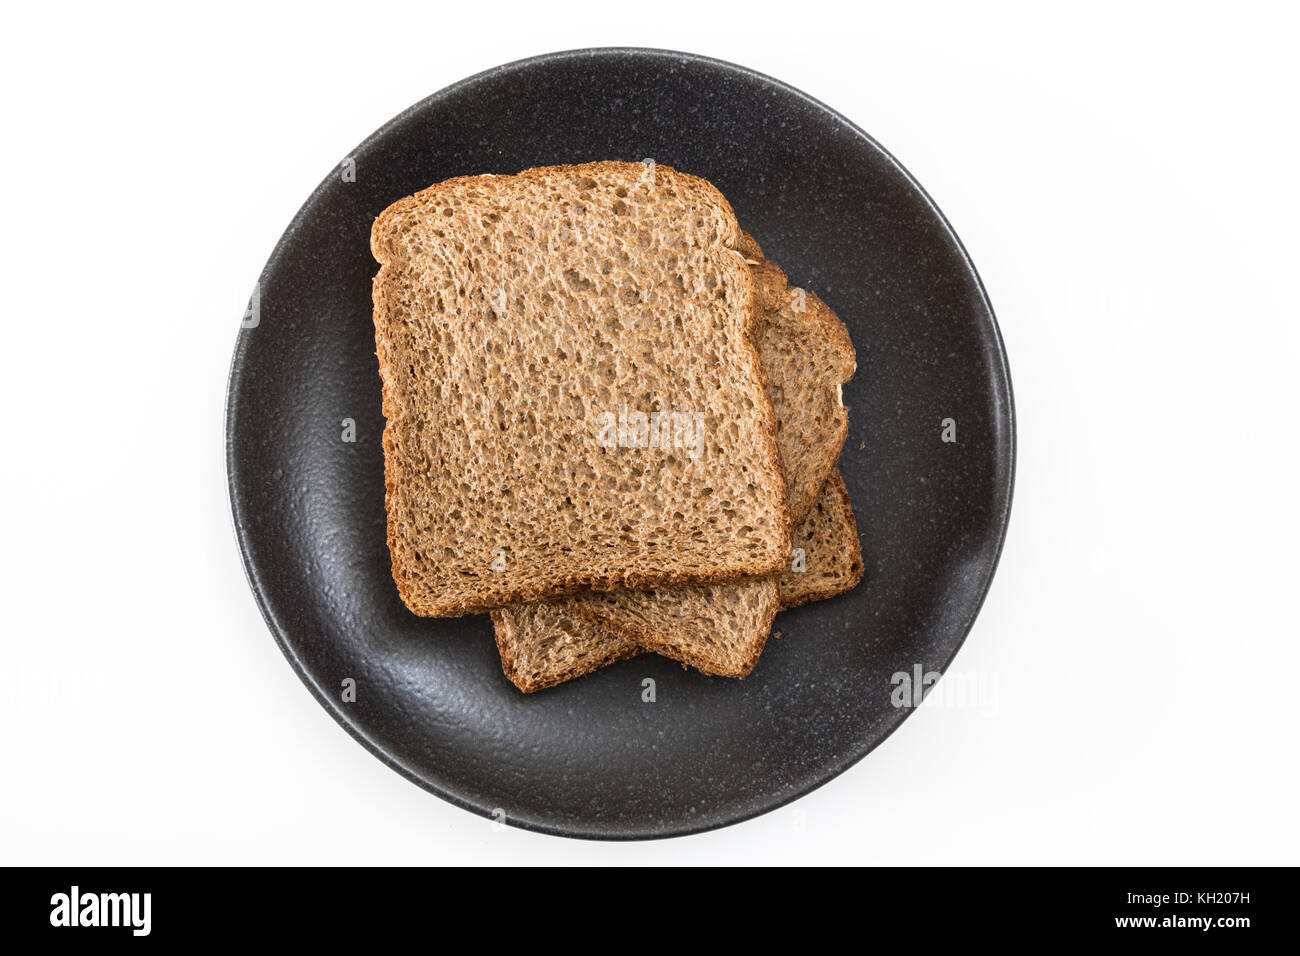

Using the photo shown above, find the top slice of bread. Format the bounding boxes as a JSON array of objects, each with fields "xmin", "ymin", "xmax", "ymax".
[{"xmin": 372, "ymin": 163, "xmax": 791, "ymax": 616}]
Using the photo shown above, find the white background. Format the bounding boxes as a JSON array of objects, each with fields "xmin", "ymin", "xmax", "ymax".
[{"xmin": 3, "ymin": 2, "xmax": 1296, "ymax": 865}]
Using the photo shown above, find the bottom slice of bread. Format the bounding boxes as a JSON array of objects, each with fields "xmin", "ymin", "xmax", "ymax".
[
  {"xmin": 491, "ymin": 604, "xmax": 642, "ymax": 694},
  {"xmin": 561, "ymin": 578, "xmax": 780, "ymax": 679},
  {"xmin": 779, "ymin": 470, "xmax": 863, "ymax": 609}
]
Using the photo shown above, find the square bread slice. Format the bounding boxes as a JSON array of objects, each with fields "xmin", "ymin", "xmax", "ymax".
[
  {"xmin": 372, "ymin": 163, "xmax": 790, "ymax": 616},
  {"xmin": 492, "ymin": 470, "xmax": 863, "ymax": 692},
  {"xmin": 541, "ymin": 246, "xmax": 857, "ymax": 675}
]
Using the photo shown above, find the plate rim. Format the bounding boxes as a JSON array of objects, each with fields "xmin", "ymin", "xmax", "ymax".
[{"xmin": 224, "ymin": 45, "xmax": 1017, "ymax": 841}]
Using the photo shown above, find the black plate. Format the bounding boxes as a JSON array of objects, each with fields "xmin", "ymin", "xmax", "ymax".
[{"xmin": 225, "ymin": 48, "xmax": 1014, "ymax": 840}]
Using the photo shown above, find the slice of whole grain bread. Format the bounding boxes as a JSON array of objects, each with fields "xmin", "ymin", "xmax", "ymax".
[
  {"xmin": 557, "ymin": 577, "xmax": 781, "ymax": 678},
  {"xmin": 543, "ymin": 245, "xmax": 856, "ymax": 676},
  {"xmin": 492, "ymin": 470, "xmax": 863, "ymax": 691},
  {"xmin": 723, "ymin": 229, "xmax": 856, "ymax": 525},
  {"xmin": 753, "ymin": 261, "xmax": 856, "ymax": 523},
  {"xmin": 491, "ymin": 603, "xmax": 642, "ymax": 694},
  {"xmin": 778, "ymin": 470, "xmax": 864, "ymax": 609},
  {"xmin": 372, "ymin": 162, "xmax": 790, "ymax": 617}
]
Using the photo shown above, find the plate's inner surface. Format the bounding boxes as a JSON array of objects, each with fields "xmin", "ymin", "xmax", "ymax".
[{"xmin": 226, "ymin": 49, "xmax": 1013, "ymax": 838}]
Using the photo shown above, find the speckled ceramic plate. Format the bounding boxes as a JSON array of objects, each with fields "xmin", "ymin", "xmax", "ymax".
[{"xmin": 225, "ymin": 48, "xmax": 1015, "ymax": 840}]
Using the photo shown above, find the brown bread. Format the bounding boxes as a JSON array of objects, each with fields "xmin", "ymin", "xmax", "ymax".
[
  {"xmin": 546, "ymin": 246, "xmax": 856, "ymax": 675},
  {"xmin": 493, "ymin": 471, "xmax": 862, "ymax": 691},
  {"xmin": 778, "ymin": 470, "xmax": 864, "ymax": 609},
  {"xmin": 372, "ymin": 162, "xmax": 790, "ymax": 616}
]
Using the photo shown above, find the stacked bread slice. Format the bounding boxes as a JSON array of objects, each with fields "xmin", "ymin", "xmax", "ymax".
[{"xmin": 372, "ymin": 162, "xmax": 863, "ymax": 692}]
